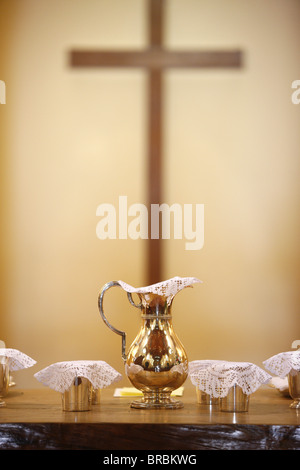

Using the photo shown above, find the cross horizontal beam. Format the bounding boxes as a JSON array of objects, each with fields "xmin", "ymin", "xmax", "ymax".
[{"xmin": 70, "ymin": 49, "xmax": 242, "ymax": 69}]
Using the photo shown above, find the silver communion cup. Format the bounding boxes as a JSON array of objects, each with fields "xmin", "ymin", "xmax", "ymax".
[
  {"xmin": 219, "ymin": 384, "xmax": 249, "ymax": 412},
  {"xmin": 288, "ymin": 369, "xmax": 300, "ymax": 409}
]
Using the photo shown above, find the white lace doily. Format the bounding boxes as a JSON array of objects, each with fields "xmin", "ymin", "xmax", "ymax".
[
  {"xmin": 191, "ymin": 361, "xmax": 271, "ymax": 398},
  {"xmin": 0, "ymin": 348, "xmax": 36, "ymax": 370},
  {"xmin": 118, "ymin": 276, "xmax": 202, "ymax": 298},
  {"xmin": 263, "ymin": 351, "xmax": 300, "ymax": 378},
  {"xmin": 269, "ymin": 376, "xmax": 289, "ymax": 396},
  {"xmin": 34, "ymin": 360, "xmax": 122, "ymax": 393},
  {"xmin": 188, "ymin": 360, "xmax": 226, "ymax": 380}
]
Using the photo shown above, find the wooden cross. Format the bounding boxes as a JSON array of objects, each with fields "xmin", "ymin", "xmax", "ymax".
[{"xmin": 70, "ymin": 0, "xmax": 242, "ymax": 285}]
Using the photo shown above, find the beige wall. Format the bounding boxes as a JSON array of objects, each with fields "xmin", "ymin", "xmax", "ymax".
[
  {"xmin": 164, "ymin": 0, "xmax": 300, "ymax": 365},
  {"xmin": 0, "ymin": 0, "xmax": 300, "ymax": 388}
]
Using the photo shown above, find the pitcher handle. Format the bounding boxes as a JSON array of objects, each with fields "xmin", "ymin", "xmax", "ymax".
[
  {"xmin": 98, "ymin": 281, "xmax": 128, "ymax": 362},
  {"xmin": 127, "ymin": 292, "xmax": 143, "ymax": 309}
]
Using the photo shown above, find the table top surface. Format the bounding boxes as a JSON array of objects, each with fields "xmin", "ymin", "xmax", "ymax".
[{"xmin": 1, "ymin": 385, "xmax": 299, "ymax": 426}]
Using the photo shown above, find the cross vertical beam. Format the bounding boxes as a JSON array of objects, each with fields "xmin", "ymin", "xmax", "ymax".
[{"xmin": 148, "ymin": 0, "xmax": 163, "ymax": 284}]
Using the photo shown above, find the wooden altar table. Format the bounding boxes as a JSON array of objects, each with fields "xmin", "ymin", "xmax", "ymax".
[{"xmin": 0, "ymin": 386, "xmax": 299, "ymax": 450}]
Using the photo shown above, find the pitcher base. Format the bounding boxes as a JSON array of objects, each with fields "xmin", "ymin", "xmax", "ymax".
[
  {"xmin": 130, "ymin": 391, "xmax": 184, "ymax": 409},
  {"xmin": 290, "ymin": 399, "xmax": 300, "ymax": 409}
]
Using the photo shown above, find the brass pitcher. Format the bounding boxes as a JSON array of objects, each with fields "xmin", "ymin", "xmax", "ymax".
[{"xmin": 98, "ymin": 277, "xmax": 201, "ymax": 409}]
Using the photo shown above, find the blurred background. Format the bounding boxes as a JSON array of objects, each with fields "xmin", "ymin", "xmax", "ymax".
[{"xmin": 0, "ymin": 0, "xmax": 300, "ymax": 388}]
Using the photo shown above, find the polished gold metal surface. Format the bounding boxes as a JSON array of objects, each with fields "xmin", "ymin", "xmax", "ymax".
[
  {"xmin": 99, "ymin": 283, "xmax": 188, "ymax": 409},
  {"xmin": 92, "ymin": 387, "xmax": 101, "ymax": 405},
  {"xmin": 62, "ymin": 376, "xmax": 92, "ymax": 411},
  {"xmin": 288, "ymin": 369, "xmax": 300, "ymax": 409},
  {"xmin": 0, "ymin": 361, "xmax": 9, "ymax": 407},
  {"xmin": 196, "ymin": 388, "xmax": 219, "ymax": 405},
  {"xmin": 126, "ymin": 293, "xmax": 188, "ymax": 409},
  {"xmin": 219, "ymin": 384, "xmax": 249, "ymax": 412}
]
